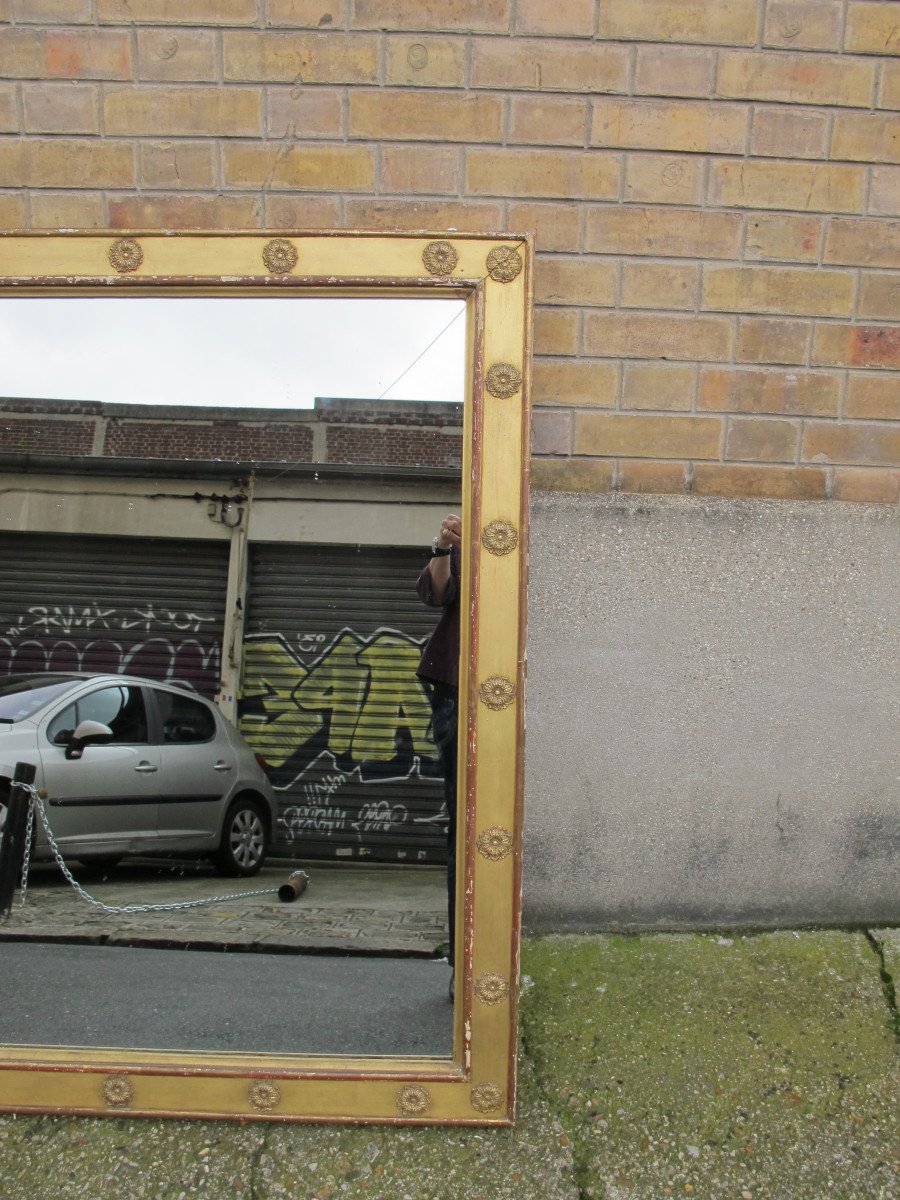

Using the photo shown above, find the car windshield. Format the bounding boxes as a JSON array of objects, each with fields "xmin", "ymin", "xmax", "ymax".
[{"xmin": 0, "ymin": 675, "xmax": 79, "ymax": 723}]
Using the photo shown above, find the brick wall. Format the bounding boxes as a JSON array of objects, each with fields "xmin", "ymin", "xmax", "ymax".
[{"xmin": 1, "ymin": 0, "xmax": 897, "ymax": 501}]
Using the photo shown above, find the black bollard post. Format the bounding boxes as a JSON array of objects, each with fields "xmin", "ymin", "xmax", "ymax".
[{"xmin": 0, "ymin": 762, "xmax": 37, "ymax": 919}]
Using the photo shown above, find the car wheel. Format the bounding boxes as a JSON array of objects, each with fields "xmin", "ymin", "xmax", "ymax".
[{"xmin": 213, "ymin": 798, "xmax": 267, "ymax": 877}]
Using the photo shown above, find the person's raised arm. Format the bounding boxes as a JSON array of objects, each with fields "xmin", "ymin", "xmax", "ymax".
[{"xmin": 427, "ymin": 513, "xmax": 461, "ymax": 604}]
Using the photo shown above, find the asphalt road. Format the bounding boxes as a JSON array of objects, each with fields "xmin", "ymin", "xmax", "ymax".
[{"xmin": 0, "ymin": 941, "xmax": 454, "ymax": 1057}]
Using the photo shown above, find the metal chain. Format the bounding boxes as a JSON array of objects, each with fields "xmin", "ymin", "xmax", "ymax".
[
  {"xmin": 18, "ymin": 784, "xmax": 279, "ymax": 915},
  {"xmin": 19, "ymin": 785, "xmax": 35, "ymax": 908}
]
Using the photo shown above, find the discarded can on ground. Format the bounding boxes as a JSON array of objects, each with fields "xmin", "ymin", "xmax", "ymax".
[{"xmin": 278, "ymin": 869, "xmax": 310, "ymax": 903}]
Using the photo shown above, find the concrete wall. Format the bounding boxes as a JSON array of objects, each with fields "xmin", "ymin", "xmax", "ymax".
[{"xmin": 524, "ymin": 491, "xmax": 899, "ymax": 928}]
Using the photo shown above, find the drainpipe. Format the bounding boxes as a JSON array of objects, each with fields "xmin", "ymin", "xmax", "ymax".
[{"xmin": 217, "ymin": 475, "xmax": 254, "ymax": 724}]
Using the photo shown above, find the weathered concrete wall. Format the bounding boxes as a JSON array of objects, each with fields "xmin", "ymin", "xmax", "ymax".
[{"xmin": 524, "ymin": 491, "xmax": 899, "ymax": 929}]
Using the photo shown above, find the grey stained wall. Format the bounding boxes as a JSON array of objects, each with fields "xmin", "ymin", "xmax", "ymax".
[{"xmin": 524, "ymin": 492, "xmax": 899, "ymax": 930}]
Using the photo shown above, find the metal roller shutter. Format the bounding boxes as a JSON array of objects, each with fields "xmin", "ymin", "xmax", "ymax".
[
  {"xmin": 241, "ymin": 543, "xmax": 448, "ymax": 863},
  {"xmin": 0, "ymin": 532, "xmax": 228, "ymax": 698}
]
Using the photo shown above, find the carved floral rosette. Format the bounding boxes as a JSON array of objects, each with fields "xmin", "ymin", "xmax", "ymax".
[
  {"xmin": 470, "ymin": 1083, "xmax": 504, "ymax": 1113},
  {"xmin": 479, "ymin": 675, "xmax": 517, "ymax": 710},
  {"xmin": 248, "ymin": 1080, "xmax": 281, "ymax": 1111},
  {"xmin": 396, "ymin": 1084, "xmax": 431, "ymax": 1117},
  {"xmin": 476, "ymin": 826, "xmax": 513, "ymax": 862},
  {"xmin": 484, "ymin": 363, "xmax": 522, "ymax": 400},
  {"xmin": 422, "ymin": 240, "xmax": 459, "ymax": 276},
  {"xmin": 486, "ymin": 246, "xmax": 523, "ymax": 283},
  {"xmin": 482, "ymin": 520, "xmax": 518, "ymax": 557},
  {"xmin": 107, "ymin": 237, "xmax": 143, "ymax": 274},
  {"xmin": 102, "ymin": 1075, "xmax": 134, "ymax": 1107},
  {"xmin": 262, "ymin": 238, "xmax": 298, "ymax": 275},
  {"xmin": 474, "ymin": 972, "xmax": 510, "ymax": 1005}
]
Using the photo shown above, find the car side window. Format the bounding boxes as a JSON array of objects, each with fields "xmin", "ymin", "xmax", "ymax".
[
  {"xmin": 47, "ymin": 687, "xmax": 148, "ymax": 746},
  {"xmin": 156, "ymin": 691, "xmax": 217, "ymax": 744}
]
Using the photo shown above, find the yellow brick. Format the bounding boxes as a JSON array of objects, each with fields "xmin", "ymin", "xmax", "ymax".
[
  {"xmin": 763, "ymin": 1, "xmax": 844, "ymax": 51},
  {"xmin": 599, "ymin": 0, "xmax": 758, "ymax": 45},
  {"xmin": 223, "ymin": 143, "xmax": 375, "ymax": 191},
  {"xmin": 717, "ymin": 50, "xmax": 876, "ymax": 107},
  {"xmin": 224, "ymin": 31, "xmax": 378, "ymax": 83},
  {"xmin": 624, "ymin": 154, "xmax": 703, "ymax": 206},
  {"xmin": 22, "ymin": 82, "xmax": 99, "ymax": 134},
  {"xmin": 516, "ymin": 0, "xmax": 595, "ymax": 36},
  {"xmin": 532, "ymin": 409, "xmax": 571, "ymax": 455},
  {"xmin": 260, "ymin": 195, "xmax": 343, "ymax": 230},
  {"xmin": 750, "ymin": 106, "xmax": 830, "ymax": 159},
  {"xmin": 824, "ymin": 218, "xmax": 900, "ymax": 266},
  {"xmin": 737, "ymin": 317, "xmax": 810, "ymax": 365},
  {"xmin": 0, "ymin": 28, "xmax": 131, "ymax": 79},
  {"xmin": 699, "ymin": 368, "xmax": 840, "ymax": 416},
  {"xmin": 0, "ymin": 193, "xmax": 31, "ymax": 227},
  {"xmin": 575, "ymin": 412, "xmax": 722, "ymax": 459},
  {"xmin": 0, "ymin": 138, "xmax": 134, "ymax": 188},
  {"xmin": 140, "ymin": 141, "xmax": 216, "ymax": 190},
  {"xmin": 708, "ymin": 160, "xmax": 865, "ymax": 213},
  {"xmin": 583, "ymin": 313, "xmax": 733, "ymax": 361},
  {"xmin": 725, "ymin": 417, "xmax": 800, "ymax": 462},
  {"xmin": 267, "ymin": 88, "xmax": 343, "ymax": 138},
  {"xmin": 534, "ymin": 308, "xmax": 580, "ymax": 356},
  {"xmin": 136, "ymin": 30, "xmax": 217, "ymax": 82},
  {"xmin": 870, "ymin": 167, "xmax": 900, "ymax": 216},
  {"xmin": 622, "ymin": 363, "xmax": 694, "ymax": 411},
  {"xmin": 591, "ymin": 98, "xmax": 747, "ymax": 154},
  {"xmin": 381, "ymin": 145, "xmax": 459, "ymax": 195},
  {"xmin": 744, "ymin": 214, "xmax": 821, "ymax": 263},
  {"xmin": 15, "ymin": 0, "xmax": 92, "ymax": 19},
  {"xmin": 812, "ymin": 324, "xmax": 900, "ymax": 369},
  {"xmin": 881, "ymin": 61, "xmax": 900, "ymax": 109},
  {"xmin": 105, "ymin": 87, "xmax": 261, "ymax": 137},
  {"xmin": 693, "ymin": 464, "xmax": 827, "ymax": 499},
  {"xmin": 803, "ymin": 422, "xmax": 900, "ymax": 467},
  {"xmin": 530, "ymin": 457, "xmax": 614, "ymax": 492},
  {"xmin": 30, "ymin": 191, "xmax": 104, "ymax": 228},
  {"xmin": 351, "ymin": 91, "xmax": 502, "ymax": 142},
  {"xmin": 846, "ymin": 374, "xmax": 900, "ymax": 420},
  {"xmin": 845, "ymin": 2, "xmax": 900, "ymax": 54},
  {"xmin": 98, "ymin": 0, "xmax": 257, "ymax": 22},
  {"xmin": 535, "ymin": 257, "xmax": 617, "ymax": 307},
  {"xmin": 467, "ymin": 148, "xmax": 620, "ymax": 200},
  {"xmin": 108, "ymin": 195, "xmax": 260, "ymax": 228},
  {"xmin": 385, "ymin": 36, "xmax": 466, "ymax": 87},
  {"xmin": 509, "ymin": 96, "xmax": 588, "ymax": 147},
  {"xmin": 833, "ymin": 467, "xmax": 900, "ymax": 503},
  {"xmin": 266, "ymin": 1, "xmax": 349, "ymax": 27},
  {"xmin": 471, "ymin": 38, "xmax": 628, "ymax": 93},
  {"xmin": 533, "ymin": 359, "xmax": 618, "ymax": 407},
  {"xmin": 703, "ymin": 265, "xmax": 854, "ymax": 318},
  {"xmin": 634, "ymin": 46, "xmax": 713, "ymax": 98},
  {"xmin": 858, "ymin": 273, "xmax": 900, "ymax": 321},
  {"xmin": 832, "ymin": 113, "xmax": 900, "ymax": 163},
  {"xmin": 344, "ymin": 197, "xmax": 504, "ymax": 231},
  {"xmin": 507, "ymin": 202, "xmax": 581, "ymax": 252},
  {"xmin": 584, "ymin": 206, "xmax": 741, "ymax": 258},
  {"xmin": 352, "ymin": 0, "xmax": 510, "ymax": 32},
  {"xmin": 621, "ymin": 262, "xmax": 700, "ymax": 311},
  {"xmin": 618, "ymin": 461, "xmax": 687, "ymax": 494}
]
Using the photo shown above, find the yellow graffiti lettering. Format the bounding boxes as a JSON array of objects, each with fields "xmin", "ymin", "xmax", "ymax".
[
  {"xmin": 239, "ymin": 637, "xmax": 321, "ymax": 769},
  {"xmin": 292, "ymin": 631, "xmax": 368, "ymax": 757},
  {"xmin": 352, "ymin": 635, "xmax": 434, "ymax": 762}
]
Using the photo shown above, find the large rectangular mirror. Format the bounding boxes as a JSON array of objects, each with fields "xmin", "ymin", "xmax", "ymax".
[{"xmin": 0, "ymin": 231, "xmax": 531, "ymax": 1125}]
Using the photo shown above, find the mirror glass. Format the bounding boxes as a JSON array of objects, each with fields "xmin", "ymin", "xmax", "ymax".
[{"xmin": 0, "ymin": 295, "xmax": 466, "ymax": 1060}]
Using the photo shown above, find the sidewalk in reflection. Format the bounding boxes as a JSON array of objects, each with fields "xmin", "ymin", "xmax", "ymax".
[{"xmin": 0, "ymin": 860, "xmax": 448, "ymax": 956}]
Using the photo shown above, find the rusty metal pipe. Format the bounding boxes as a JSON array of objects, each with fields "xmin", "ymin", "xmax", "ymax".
[{"xmin": 277, "ymin": 869, "xmax": 309, "ymax": 903}]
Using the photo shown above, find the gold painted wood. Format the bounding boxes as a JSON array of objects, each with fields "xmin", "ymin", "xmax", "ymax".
[{"xmin": 0, "ymin": 229, "xmax": 532, "ymax": 1127}]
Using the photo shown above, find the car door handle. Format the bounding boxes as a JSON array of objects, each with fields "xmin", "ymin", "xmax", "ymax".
[
  {"xmin": 133, "ymin": 762, "xmax": 158, "ymax": 773},
  {"xmin": 213, "ymin": 762, "xmax": 233, "ymax": 772}
]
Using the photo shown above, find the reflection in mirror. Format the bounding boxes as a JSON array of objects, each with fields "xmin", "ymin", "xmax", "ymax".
[{"xmin": 0, "ymin": 296, "xmax": 466, "ymax": 1059}]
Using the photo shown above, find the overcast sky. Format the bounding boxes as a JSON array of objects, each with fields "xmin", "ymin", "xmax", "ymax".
[{"xmin": 0, "ymin": 296, "xmax": 467, "ymax": 409}]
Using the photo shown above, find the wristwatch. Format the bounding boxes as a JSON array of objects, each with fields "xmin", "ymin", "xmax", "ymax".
[{"xmin": 431, "ymin": 536, "xmax": 452, "ymax": 557}]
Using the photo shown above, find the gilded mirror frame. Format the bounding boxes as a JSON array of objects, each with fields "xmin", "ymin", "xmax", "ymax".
[{"xmin": 0, "ymin": 230, "xmax": 532, "ymax": 1125}]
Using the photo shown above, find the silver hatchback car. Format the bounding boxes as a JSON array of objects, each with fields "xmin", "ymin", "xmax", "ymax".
[{"xmin": 0, "ymin": 673, "xmax": 277, "ymax": 876}]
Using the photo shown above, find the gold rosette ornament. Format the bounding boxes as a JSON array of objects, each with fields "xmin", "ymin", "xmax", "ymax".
[
  {"xmin": 470, "ymin": 1082, "xmax": 504, "ymax": 1113},
  {"xmin": 486, "ymin": 246, "xmax": 523, "ymax": 283},
  {"xmin": 476, "ymin": 825, "xmax": 513, "ymax": 861},
  {"xmin": 102, "ymin": 1075, "xmax": 134, "ymax": 1107},
  {"xmin": 475, "ymin": 972, "xmax": 510, "ymax": 1005},
  {"xmin": 422, "ymin": 240, "xmax": 459, "ymax": 276},
  {"xmin": 107, "ymin": 237, "xmax": 143, "ymax": 274},
  {"xmin": 396, "ymin": 1084, "xmax": 431, "ymax": 1116},
  {"xmin": 248, "ymin": 1080, "xmax": 281, "ymax": 1111},
  {"xmin": 479, "ymin": 675, "xmax": 516, "ymax": 710},
  {"xmin": 262, "ymin": 238, "xmax": 298, "ymax": 275},
  {"xmin": 482, "ymin": 520, "xmax": 518, "ymax": 557},
  {"xmin": 484, "ymin": 363, "xmax": 522, "ymax": 399}
]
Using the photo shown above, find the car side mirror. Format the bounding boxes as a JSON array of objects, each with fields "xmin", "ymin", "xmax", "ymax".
[{"xmin": 65, "ymin": 720, "xmax": 114, "ymax": 760}]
